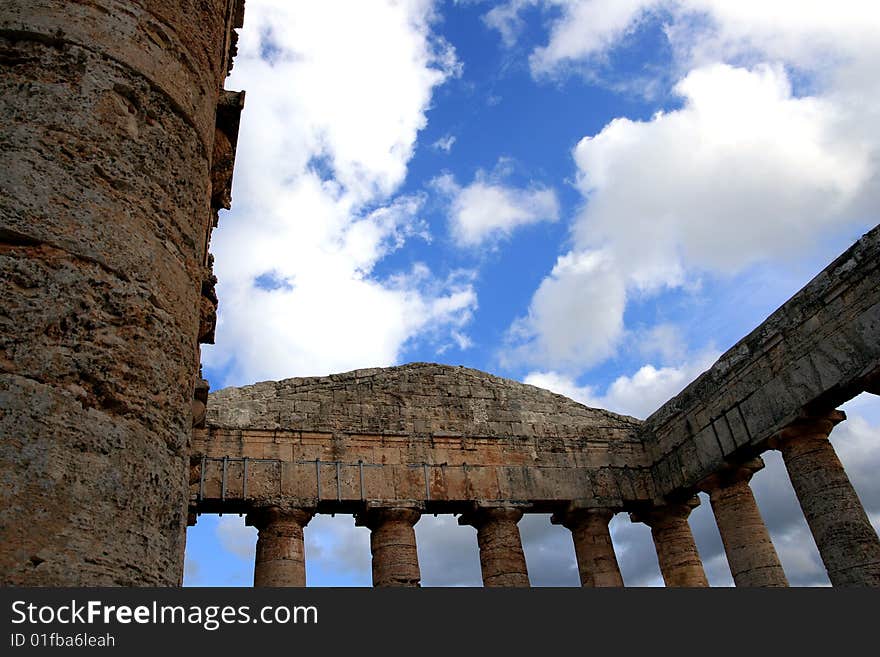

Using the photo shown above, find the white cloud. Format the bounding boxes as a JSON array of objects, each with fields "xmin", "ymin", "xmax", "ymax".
[
  {"xmin": 203, "ymin": 0, "xmax": 477, "ymax": 385},
  {"xmin": 525, "ymin": 348, "xmax": 717, "ymax": 418},
  {"xmin": 486, "ymin": 1, "xmax": 880, "ymax": 80},
  {"xmin": 497, "ymin": 2, "xmax": 879, "ymax": 375},
  {"xmin": 635, "ymin": 323, "xmax": 688, "ymax": 364},
  {"xmin": 504, "ymin": 249, "xmax": 625, "ymax": 371},
  {"xmin": 531, "ymin": 0, "xmax": 663, "ymax": 76},
  {"xmin": 433, "ymin": 167, "xmax": 559, "ymax": 247},
  {"xmin": 432, "ymin": 134, "xmax": 457, "ymax": 153},
  {"xmin": 573, "ymin": 63, "xmax": 871, "ymax": 284}
]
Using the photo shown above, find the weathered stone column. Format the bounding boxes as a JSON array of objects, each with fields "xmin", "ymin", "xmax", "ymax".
[
  {"xmin": 699, "ymin": 459, "xmax": 788, "ymax": 587},
  {"xmin": 356, "ymin": 508, "xmax": 422, "ymax": 587},
  {"xmin": 459, "ymin": 506, "xmax": 530, "ymax": 587},
  {"xmin": 246, "ymin": 507, "xmax": 314, "ymax": 587},
  {"xmin": 769, "ymin": 410, "xmax": 880, "ymax": 586},
  {"xmin": 631, "ymin": 498, "xmax": 709, "ymax": 587},
  {"xmin": 552, "ymin": 508, "xmax": 623, "ymax": 587},
  {"xmin": 0, "ymin": 0, "xmax": 245, "ymax": 586}
]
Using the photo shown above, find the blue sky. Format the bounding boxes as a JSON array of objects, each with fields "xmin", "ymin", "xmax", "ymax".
[{"xmin": 185, "ymin": 0, "xmax": 880, "ymax": 587}]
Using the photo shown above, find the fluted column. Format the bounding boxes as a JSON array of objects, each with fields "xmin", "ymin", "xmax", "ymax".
[
  {"xmin": 246, "ymin": 507, "xmax": 314, "ymax": 587},
  {"xmin": 770, "ymin": 410, "xmax": 880, "ymax": 586},
  {"xmin": 552, "ymin": 508, "xmax": 623, "ymax": 587},
  {"xmin": 459, "ymin": 506, "xmax": 530, "ymax": 587},
  {"xmin": 356, "ymin": 507, "xmax": 422, "ymax": 587},
  {"xmin": 631, "ymin": 497, "xmax": 709, "ymax": 587},
  {"xmin": 699, "ymin": 458, "xmax": 788, "ymax": 587}
]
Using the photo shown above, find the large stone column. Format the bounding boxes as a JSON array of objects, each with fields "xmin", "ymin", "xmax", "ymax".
[
  {"xmin": 552, "ymin": 508, "xmax": 623, "ymax": 587},
  {"xmin": 0, "ymin": 0, "xmax": 245, "ymax": 586},
  {"xmin": 699, "ymin": 459, "xmax": 788, "ymax": 587},
  {"xmin": 357, "ymin": 507, "xmax": 422, "ymax": 587},
  {"xmin": 246, "ymin": 507, "xmax": 314, "ymax": 587},
  {"xmin": 631, "ymin": 498, "xmax": 709, "ymax": 587},
  {"xmin": 770, "ymin": 410, "xmax": 880, "ymax": 586},
  {"xmin": 459, "ymin": 506, "xmax": 530, "ymax": 587}
]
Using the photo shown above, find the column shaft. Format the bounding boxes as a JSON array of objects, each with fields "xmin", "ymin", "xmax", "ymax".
[
  {"xmin": 633, "ymin": 499, "xmax": 708, "ymax": 587},
  {"xmin": 708, "ymin": 478, "xmax": 788, "ymax": 587},
  {"xmin": 247, "ymin": 508, "xmax": 313, "ymax": 587},
  {"xmin": 775, "ymin": 412, "xmax": 880, "ymax": 586},
  {"xmin": 359, "ymin": 508, "xmax": 421, "ymax": 587},
  {"xmin": 461, "ymin": 507, "xmax": 529, "ymax": 587},
  {"xmin": 554, "ymin": 509, "xmax": 623, "ymax": 587}
]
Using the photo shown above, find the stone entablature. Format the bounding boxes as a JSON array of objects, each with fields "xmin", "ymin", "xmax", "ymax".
[
  {"xmin": 640, "ymin": 223, "xmax": 880, "ymax": 499},
  {"xmin": 193, "ymin": 364, "xmax": 653, "ymax": 513}
]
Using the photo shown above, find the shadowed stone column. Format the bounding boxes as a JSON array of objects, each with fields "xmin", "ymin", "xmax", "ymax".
[
  {"xmin": 769, "ymin": 410, "xmax": 880, "ymax": 586},
  {"xmin": 357, "ymin": 508, "xmax": 422, "ymax": 587},
  {"xmin": 631, "ymin": 498, "xmax": 709, "ymax": 587},
  {"xmin": 699, "ymin": 458, "xmax": 788, "ymax": 587},
  {"xmin": 459, "ymin": 506, "xmax": 530, "ymax": 587},
  {"xmin": 552, "ymin": 508, "xmax": 623, "ymax": 587},
  {"xmin": 246, "ymin": 507, "xmax": 314, "ymax": 587}
]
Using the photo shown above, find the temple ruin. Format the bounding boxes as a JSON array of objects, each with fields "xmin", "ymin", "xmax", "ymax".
[
  {"xmin": 192, "ymin": 223, "xmax": 880, "ymax": 588},
  {"xmin": 1, "ymin": 1, "xmax": 879, "ymax": 588}
]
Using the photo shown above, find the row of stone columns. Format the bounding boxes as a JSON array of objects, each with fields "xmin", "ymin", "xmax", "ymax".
[{"xmin": 242, "ymin": 410, "xmax": 879, "ymax": 587}]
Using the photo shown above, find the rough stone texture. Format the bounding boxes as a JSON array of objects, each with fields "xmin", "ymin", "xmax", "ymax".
[
  {"xmin": 195, "ymin": 363, "xmax": 651, "ymax": 513},
  {"xmin": 0, "ymin": 0, "xmax": 244, "ymax": 585},
  {"xmin": 552, "ymin": 508, "xmax": 623, "ymax": 587},
  {"xmin": 642, "ymin": 224, "xmax": 880, "ymax": 500},
  {"xmin": 356, "ymin": 507, "xmax": 422, "ymax": 587},
  {"xmin": 771, "ymin": 412, "xmax": 880, "ymax": 586},
  {"xmin": 700, "ymin": 459, "xmax": 788, "ymax": 587},
  {"xmin": 459, "ymin": 506, "xmax": 529, "ymax": 587},
  {"xmin": 246, "ymin": 507, "xmax": 313, "ymax": 587},
  {"xmin": 632, "ymin": 499, "xmax": 709, "ymax": 587}
]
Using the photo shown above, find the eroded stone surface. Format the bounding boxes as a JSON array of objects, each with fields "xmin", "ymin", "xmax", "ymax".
[
  {"xmin": 700, "ymin": 459, "xmax": 788, "ymax": 587},
  {"xmin": 552, "ymin": 508, "xmax": 623, "ymax": 587},
  {"xmin": 356, "ymin": 507, "xmax": 422, "ymax": 587},
  {"xmin": 642, "ymin": 224, "xmax": 880, "ymax": 500},
  {"xmin": 459, "ymin": 506, "xmax": 530, "ymax": 587},
  {"xmin": 194, "ymin": 364, "xmax": 651, "ymax": 512},
  {"xmin": 632, "ymin": 499, "xmax": 709, "ymax": 587},
  {"xmin": 772, "ymin": 412, "xmax": 880, "ymax": 586},
  {"xmin": 247, "ymin": 507, "xmax": 313, "ymax": 587},
  {"xmin": 0, "ymin": 0, "xmax": 244, "ymax": 585}
]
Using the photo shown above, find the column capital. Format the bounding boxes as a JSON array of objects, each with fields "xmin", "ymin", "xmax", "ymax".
[
  {"xmin": 355, "ymin": 506, "xmax": 422, "ymax": 530},
  {"xmin": 246, "ymin": 506, "xmax": 315, "ymax": 531},
  {"xmin": 458, "ymin": 505, "xmax": 524, "ymax": 529},
  {"xmin": 698, "ymin": 457, "xmax": 765, "ymax": 493},
  {"xmin": 551, "ymin": 506, "xmax": 615, "ymax": 530},
  {"xmin": 768, "ymin": 410, "xmax": 846, "ymax": 449},
  {"xmin": 630, "ymin": 496, "xmax": 700, "ymax": 528}
]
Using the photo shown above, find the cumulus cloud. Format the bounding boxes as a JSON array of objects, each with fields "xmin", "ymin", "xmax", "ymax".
[
  {"xmin": 504, "ymin": 249, "xmax": 625, "ymax": 371},
  {"xmin": 204, "ymin": 0, "xmax": 475, "ymax": 385},
  {"xmin": 497, "ymin": 1, "xmax": 879, "ymax": 376},
  {"xmin": 573, "ymin": 63, "xmax": 872, "ymax": 283},
  {"xmin": 486, "ymin": 1, "xmax": 880, "ymax": 79},
  {"xmin": 433, "ymin": 166, "xmax": 559, "ymax": 247},
  {"xmin": 525, "ymin": 348, "xmax": 717, "ymax": 418}
]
